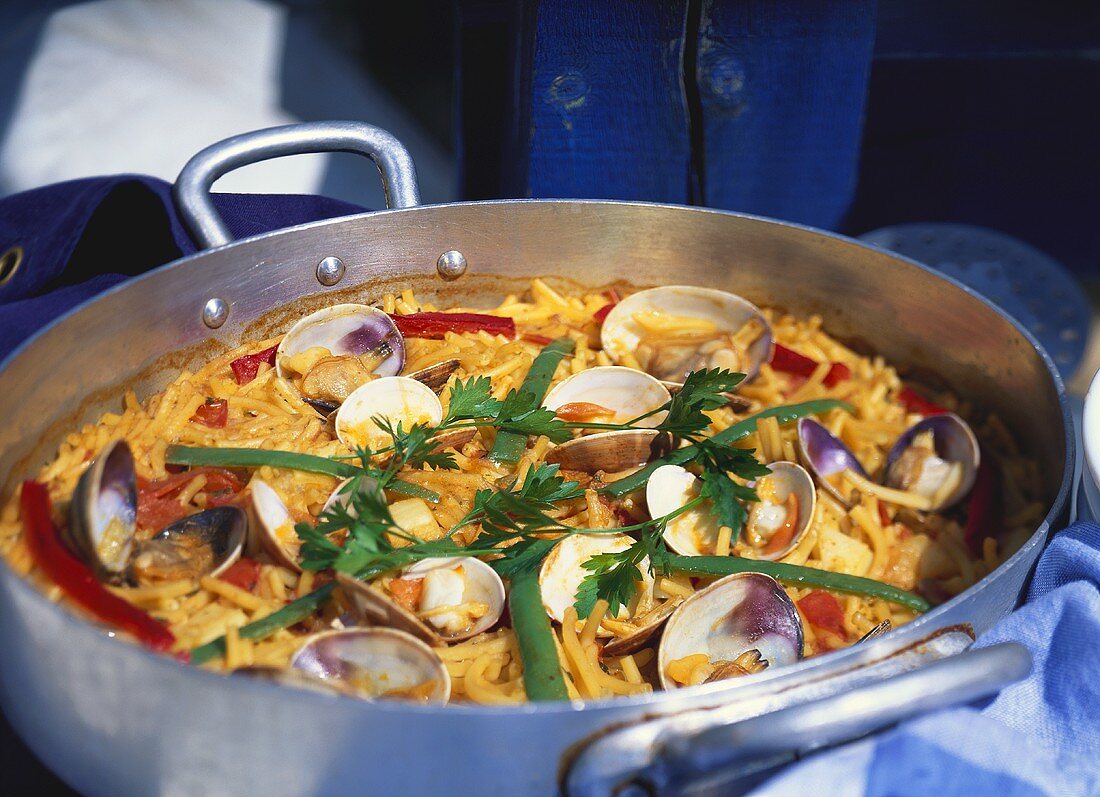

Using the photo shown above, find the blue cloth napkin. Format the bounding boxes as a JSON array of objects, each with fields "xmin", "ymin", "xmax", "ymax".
[
  {"xmin": 0, "ymin": 175, "xmax": 364, "ymax": 360},
  {"xmin": 755, "ymin": 522, "xmax": 1100, "ymax": 797}
]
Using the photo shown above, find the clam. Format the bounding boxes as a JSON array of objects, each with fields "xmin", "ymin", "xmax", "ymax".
[
  {"xmin": 742, "ymin": 462, "xmax": 816, "ymax": 561},
  {"xmin": 600, "ymin": 285, "xmax": 773, "ymax": 383},
  {"xmin": 658, "ymin": 572, "xmax": 803, "ymax": 689},
  {"xmin": 407, "ymin": 358, "xmax": 461, "ymax": 393},
  {"xmin": 646, "ymin": 464, "xmax": 723, "ymax": 556},
  {"xmin": 250, "ymin": 479, "xmax": 302, "ymax": 572},
  {"xmin": 539, "ymin": 533, "xmax": 680, "ymax": 652},
  {"xmin": 796, "ymin": 417, "xmax": 868, "ymax": 506},
  {"xmin": 539, "ymin": 533, "xmax": 636, "ymax": 626},
  {"xmin": 545, "ymin": 429, "xmax": 673, "ymax": 474},
  {"xmin": 131, "ymin": 506, "xmax": 247, "ymax": 583},
  {"xmin": 338, "ymin": 556, "xmax": 506, "ymax": 644},
  {"xmin": 231, "ymin": 665, "xmax": 351, "ymax": 696},
  {"xmin": 798, "ymin": 414, "xmax": 980, "ymax": 511},
  {"xmin": 276, "ymin": 304, "xmax": 406, "ymax": 406},
  {"xmin": 334, "ymin": 376, "xmax": 444, "ymax": 452},
  {"xmin": 67, "ymin": 439, "xmax": 138, "ymax": 579},
  {"xmin": 290, "ymin": 628, "xmax": 451, "ymax": 702},
  {"xmin": 884, "ymin": 413, "xmax": 979, "ymax": 510},
  {"xmin": 544, "ymin": 366, "xmax": 671, "ymax": 428}
]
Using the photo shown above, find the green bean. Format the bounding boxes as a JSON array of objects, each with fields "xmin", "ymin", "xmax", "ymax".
[
  {"xmin": 165, "ymin": 445, "xmax": 440, "ymax": 502},
  {"xmin": 189, "ymin": 582, "xmax": 338, "ymax": 665},
  {"xmin": 508, "ymin": 570, "xmax": 569, "ymax": 700},
  {"xmin": 667, "ymin": 555, "xmax": 930, "ymax": 613},
  {"xmin": 488, "ymin": 337, "xmax": 576, "ymax": 465},
  {"xmin": 600, "ymin": 398, "xmax": 852, "ymax": 497}
]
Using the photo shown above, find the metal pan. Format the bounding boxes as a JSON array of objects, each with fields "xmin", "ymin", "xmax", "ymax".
[{"xmin": 0, "ymin": 122, "xmax": 1072, "ymax": 797}]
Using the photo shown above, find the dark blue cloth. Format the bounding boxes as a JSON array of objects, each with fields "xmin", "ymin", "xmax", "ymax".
[
  {"xmin": 0, "ymin": 175, "xmax": 364, "ymax": 360},
  {"xmin": 757, "ymin": 523, "xmax": 1100, "ymax": 796}
]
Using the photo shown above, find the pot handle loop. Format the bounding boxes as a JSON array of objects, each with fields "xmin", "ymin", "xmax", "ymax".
[
  {"xmin": 173, "ymin": 121, "xmax": 421, "ymax": 250},
  {"xmin": 564, "ymin": 639, "xmax": 1030, "ymax": 797}
]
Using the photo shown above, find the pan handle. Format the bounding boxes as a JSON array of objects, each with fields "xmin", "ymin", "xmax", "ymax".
[
  {"xmin": 173, "ymin": 121, "xmax": 421, "ymax": 250},
  {"xmin": 564, "ymin": 640, "xmax": 1030, "ymax": 797}
]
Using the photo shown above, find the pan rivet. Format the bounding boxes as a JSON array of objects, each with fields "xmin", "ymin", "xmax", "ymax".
[
  {"xmin": 437, "ymin": 250, "xmax": 467, "ymax": 280},
  {"xmin": 316, "ymin": 256, "xmax": 345, "ymax": 286},
  {"xmin": 202, "ymin": 297, "xmax": 229, "ymax": 329}
]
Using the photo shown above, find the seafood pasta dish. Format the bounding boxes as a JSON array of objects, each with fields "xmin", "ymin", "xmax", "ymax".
[{"xmin": 0, "ymin": 281, "xmax": 1040, "ymax": 704}]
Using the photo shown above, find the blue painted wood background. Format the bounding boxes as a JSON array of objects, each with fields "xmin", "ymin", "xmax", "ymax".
[{"xmin": 456, "ymin": 0, "xmax": 1100, "ymax": 274}]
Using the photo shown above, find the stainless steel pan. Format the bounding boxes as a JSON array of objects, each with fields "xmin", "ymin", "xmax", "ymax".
[{"xmin": 0, "ymin": 122, "xmax": 1072, "ymax": 797}]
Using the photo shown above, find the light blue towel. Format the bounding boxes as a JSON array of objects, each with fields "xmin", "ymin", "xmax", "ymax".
[{"xmin": 756, "ymin": 523, "xmax": 1100, "ymax": 796}]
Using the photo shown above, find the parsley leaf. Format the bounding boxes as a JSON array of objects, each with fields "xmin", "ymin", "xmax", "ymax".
[
  {"xmin": 445, "ymin": 376, "xmax": 502, "ymax": 421},
  {"xmin": 656, "ymin": 368, "xmax": 746, "ymax": 436},
  {"xmin": 574, "ymin": 530, "xmax": 671, "ymax": 617},
  {"xmin": 494, "ymin": 389, "xmax": 571, "ymax": 442},
  {"xmin": 698, "ymin": 470, "xmax": 756, "ymax": 533}
]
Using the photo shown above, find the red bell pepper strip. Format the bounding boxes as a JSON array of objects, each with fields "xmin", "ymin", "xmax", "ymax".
[
  {"xmin": 219, "ymin": 557, "xmax": 263, "ymax": 592},
  {"xmin": 897, "ymin": 386, "xmax": 948, "ymax": 416},
  {"xmin": 192, "ymin": 398, "xmax": 228, "ymax": 428},
  {"xmin": 20, "ymin": 480, "xmax": 177, "ymax": 653},
  {"xmin": 389, "ymin": 312, "xmax": 516, "ymax": 340},
  {"xmin": 964, "ymin": 454, "xmax": 1001, "ymax": 556},
  {"xmin": 593, "ymin": 288, "xmax": 620, "ymax": 324},
  {"xmin": 771, "ymin": 343, "xmax": 850, "ymax": 387},
  {"xmin": 797, "ymin": 589, "xmax": 848, "ymax": 639},
  {"xmin": 522, "ymin": 333, "xmax": 554, "ymax": 346},
  {"xmin": 230, "ymin": 345, "xmax": 278, "ymax": 385}
]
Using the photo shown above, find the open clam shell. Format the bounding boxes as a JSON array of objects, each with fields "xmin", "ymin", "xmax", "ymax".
[
  {"xmin": 334, "ymin": 376, "xmax": 444, "ymax": 452},
  {"xmin": 884, "ymin": 413, "xmax": 979, "ymax": 510},
  {"xmin": 67, "ymin": 439, "xmax": 138, "ymax": 579},
  {"xmin": 250, "ymin": 479, "xmax": 302, "ymax": 572},
  {"xmin": 743, "ymin": 461, "xmax": 816, "ymax": 561},
  {"xmin": 338, "ymin": 556, "xmax": 506, "ymax": 644},
  {"xmin": 797, "ymin": 417, "xmax": 867, "ymax": 507},
  {"xmin": 276, "ymin": 304, "xmax": 405, "ymax": 383},
  {"xmin": 539, "ymin": 533, "xmax": 637, "ymax": 626},
  {"xmin": 290, "ymin": 628, "xmax": 451, "ymax": 703},
  {"xmin": 658, "ymin": 572, "xmax": 803, "ymax": 689},
  {"xmin": 545, "ymin": 429, "xmax": 673, "ymax": 474},
  {"xmin": 600, "ymin": 285, "xmax": 773, "ymax": 383},
  {"xmin": 131, "ymin": 506, "xmax": 247, "ymax": 583},
  {"xmin": 646, "ymin": 464, "xmax": 723, "ymax": 556},
  {"xmin": 543, "ymin": 366, "xmax": 671, "ymax": 428}
]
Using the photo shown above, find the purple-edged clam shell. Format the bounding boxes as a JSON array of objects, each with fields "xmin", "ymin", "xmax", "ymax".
[
  {"xmin": 134, "ymin": 506, "xmax": 247, "ymax": 581},
  {"xmin": 276, "ymin": 304, "xmax": 405, "ymax": 380},
  {"xmin": 884, "ymin": 413, "xmax": 980, "ymax": 509},
  {"xmin": 658, "ymin": 572, "xmax": 803, "ymax": 689},
  {"xmin": 67, "ymin": 439, "xmax": 138, "ymax": 577},
  {"xmin": 290, "ymin": 628, "xmax": 450, "ymax": 702},
  {"xmin": 797, "ymin": 417, "xmax": 866, "ymax": 505}
]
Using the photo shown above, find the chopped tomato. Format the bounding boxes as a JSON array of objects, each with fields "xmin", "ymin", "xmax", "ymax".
[
  {"xmin": 797, "ymin": 590, "xmax": 847, "ymax": 639},
  {"xmin": 389, "ymin": 577, "xmax": 424, "ymax": 611},
  {"xmin": 220, "ymin": 558, "xmax": 262, "ymax": 592},
  {"xmin": 897, "ymin": 386, "xmax": 948, "ymax": 416},
  {"xmin": 877, "ymin": 501, "xmax": 892, "ymax": 528},
  {"xmin": 192, "ymin": 398, "xmax": 228, "ymax": 428},
  {"xmin": 136, "ymin": 467, "xmax": 246, "ymax": 532},
  {"xmin": 230, "ymin": 345, "xmax": 278, "ymax": 385}
]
